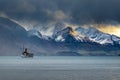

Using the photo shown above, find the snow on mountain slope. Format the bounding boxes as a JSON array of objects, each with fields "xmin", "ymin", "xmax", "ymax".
[
  {"xmin": 28, "ymin": 28, "xmax": 52, "ymax": 41},
  {"xmin": 28, "ymin": 29, "xmax": 42, "ymax": 38},
  {"xmin": 53, "ymin": 27, "xmax": 90, "ymax": 42},
  {"xmin": 76, "ymin": 27, "xmax": 120, "ymax": 45}
]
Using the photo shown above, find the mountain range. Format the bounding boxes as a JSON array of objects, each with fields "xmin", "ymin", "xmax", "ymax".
[{"xmin": 0, "ymin": 17, "xmax": 120, "ymax": 56}]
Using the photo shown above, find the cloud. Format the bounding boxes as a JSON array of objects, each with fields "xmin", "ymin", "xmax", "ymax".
[
  {"xmin": 54, "ymin": 10, "xmax": 68, "ymax": 20},
  {"xmin": 1, "ymin": 0, "xmax": 120, "ymax": 32},
  {"xmin": 96, "ymin": 24, "xmax": 120, "ymax": 37},
  {"xmin": 0, "ymin": 12, "xmax": 8, "ymax": 18},
  {"xmin": 46, "ymin": 10, "xmax": 71, "ymax": 22}
]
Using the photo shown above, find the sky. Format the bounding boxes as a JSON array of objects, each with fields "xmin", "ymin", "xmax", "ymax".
[{"xmin": 0, "ymin": 0, "xmax": 120, "ymax": 36}]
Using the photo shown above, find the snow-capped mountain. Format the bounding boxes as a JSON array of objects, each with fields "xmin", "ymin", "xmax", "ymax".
[
  {"xmin": 52, "ymin": 22, "xmax": 66, "ymax": 38},
  {"xmin": 76, "ymin": 27, "xmax": 120, "ymax": 45},
  {"xmin": 53, "ymin": 27, "xmax": 90, "ymax": 42},
  {"xmin": 0, "ymin": 17, "xmax": 120, "ymax": 56},
  {"xmin": 29, "ymin": 23, "xmax": 120, "ymax": 46}
]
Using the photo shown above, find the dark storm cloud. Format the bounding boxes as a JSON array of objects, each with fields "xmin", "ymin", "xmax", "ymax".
[{"xmin": 0, "ymin": 0, "xmax": 120, "ymax": 24}]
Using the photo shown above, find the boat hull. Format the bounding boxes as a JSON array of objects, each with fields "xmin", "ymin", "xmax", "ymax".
[{"xmin": 21, "ymin": 53, "xmax": 34, "ymax": 58}]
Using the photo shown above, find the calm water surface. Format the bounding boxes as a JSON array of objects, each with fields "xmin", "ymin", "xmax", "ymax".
[{"xmin": 0, "ymin": 56, "xmax": 120, "ymax": 80}]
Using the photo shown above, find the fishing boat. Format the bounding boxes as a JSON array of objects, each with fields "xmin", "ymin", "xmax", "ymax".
[{"xmin": 21, "ymin": 48, "xmax": 34, "ymax": 58}]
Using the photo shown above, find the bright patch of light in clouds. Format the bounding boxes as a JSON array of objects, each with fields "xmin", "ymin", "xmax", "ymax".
[{"xmin": 97, "ymin": 25, "xmax": 120, "ymax": 37}]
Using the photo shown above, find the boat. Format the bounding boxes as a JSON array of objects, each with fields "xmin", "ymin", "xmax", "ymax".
[{"xmin": 21, "ymin": 48, "xmax": 34, "ymax": 58}]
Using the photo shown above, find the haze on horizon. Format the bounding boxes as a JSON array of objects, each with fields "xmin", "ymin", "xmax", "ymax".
[{"xmin": 0, "ymin": 0, "xmax": 120, "ymax": 37}]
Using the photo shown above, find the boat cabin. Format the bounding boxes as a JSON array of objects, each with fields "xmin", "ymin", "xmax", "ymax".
[{"xmin": 22, "ymin": 48, "xmax": 33, "ymax": 57}]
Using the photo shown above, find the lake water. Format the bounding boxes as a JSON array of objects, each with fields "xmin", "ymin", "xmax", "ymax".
[{"xmin": 0, "ymin": 56, "xmax": 120, "ymax": 80}]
